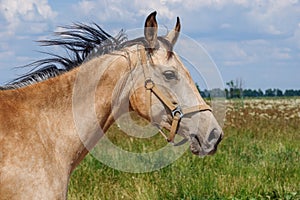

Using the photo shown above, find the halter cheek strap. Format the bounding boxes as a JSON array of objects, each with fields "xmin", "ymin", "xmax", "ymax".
[
  {"xmin": 139, "ymin": 45, "xmax": 212, "ymax": 143},
  {"xmin": 145, "ymin": 79, "xmax": 212, "ymax": 143}
]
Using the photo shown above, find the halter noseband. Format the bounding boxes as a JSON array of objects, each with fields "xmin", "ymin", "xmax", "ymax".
[{"xmin": 139, "ymin": 46, "xmax": 212, "ymax": 143}]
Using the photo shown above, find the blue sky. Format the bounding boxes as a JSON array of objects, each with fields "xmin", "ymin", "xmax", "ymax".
[{"xmin": 0, "ymin": 0, "xmax": 299, "ymax": 90}]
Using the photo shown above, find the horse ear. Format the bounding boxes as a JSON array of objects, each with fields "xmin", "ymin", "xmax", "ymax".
[
  {"xmin": 166, "ymin": 17, "xmax": 181, "ymax": 46},
  {"xmin": 144, "ymin": 11, "xmax": 158, "ymax": 51}
]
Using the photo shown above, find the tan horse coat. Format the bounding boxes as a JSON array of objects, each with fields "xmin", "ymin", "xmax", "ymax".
[
  {"xmin": 0, "ymin": 12, "xmax": 223, "ymax": 199},
  {"xmin": 0, "ymin": 52, "xmax": 135, "ymax": 199}
]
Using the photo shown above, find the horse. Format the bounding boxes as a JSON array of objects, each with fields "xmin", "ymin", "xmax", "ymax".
[{"xmin": 0, "ymin": 11, "xmax": 223, "ymax": 199}]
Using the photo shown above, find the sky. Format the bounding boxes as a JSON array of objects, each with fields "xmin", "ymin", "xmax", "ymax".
[{"xmin": 0, "ymin": 0, "xmax": 299, "ymax": 90}]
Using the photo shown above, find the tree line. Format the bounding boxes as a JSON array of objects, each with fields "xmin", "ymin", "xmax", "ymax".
[
  {"xmin": 226, "ymin": 88, "xmax": 300, "ymax": 98},
  {"xmin": 196, "ymin": 81, "xmax": 300, "ymax": 98},
  {"xmin": 198, "ymin": 88, "xmax": 300, "ymax": 98}
]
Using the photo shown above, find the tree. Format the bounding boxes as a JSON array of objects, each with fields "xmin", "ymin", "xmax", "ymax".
[
  {"xmin": 258, "ymin": 89, "xmax": 264, "ymax": 97},
  {"xmin": 264, "ymin": 88, "xmax": 284, "ymax": 97},
  {"xmin": 226, "ymin": 80, "xmax": 234, "ymax": 98},
  {"xmin": 275, "ymin": 89, "xmax": 283, "ymax": 97},
  {"xmin": 284, "ymin": 89, "xmax": 300, "ymax": 96},
  {"xmin": 226, "ymin": 78, "xmax": 244, "ymax": 98},
  {"xmin": 265, "ymin": 89, "xmax": 275, "ymax": 97},
  {"xmin": 210, "ymin": 88, "xmax": 226, "ymax": 97}
]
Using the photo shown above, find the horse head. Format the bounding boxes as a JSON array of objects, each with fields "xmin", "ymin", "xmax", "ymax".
[{"xmin": 128, "ymin": 12, "xmax": 223, "ymax": 156}]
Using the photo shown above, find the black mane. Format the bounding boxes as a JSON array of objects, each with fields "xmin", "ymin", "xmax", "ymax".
[
  {"xmin": 0, "ymin": 23, "xmax": 173, "ymax": 90},
  {"xmin": 0, "ymin": 23, "xmax": 129, "ymax": 90}
]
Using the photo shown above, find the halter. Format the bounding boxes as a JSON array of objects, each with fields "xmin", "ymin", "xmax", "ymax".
[{"xmin": 138, "ymin": 45, "xmax": 212, "ymax": 144}]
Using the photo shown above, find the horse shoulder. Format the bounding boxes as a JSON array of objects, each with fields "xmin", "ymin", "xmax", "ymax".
[{"xmin": 0, "ymin": 90, "xmax": 69, "ymax": 199}]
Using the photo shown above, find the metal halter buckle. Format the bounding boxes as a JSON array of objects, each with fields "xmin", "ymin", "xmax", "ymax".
[
  {"xmin": 144, "ymin": 79, "xmax": 154, "ymax": 90},
  {"xmin": 171, "ymin": 106, "xmax": 184, "ymax": 118}
]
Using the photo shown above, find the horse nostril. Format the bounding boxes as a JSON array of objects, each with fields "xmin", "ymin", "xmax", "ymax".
[
  {"xmin": 190, "ymin": 133, "xmax": 202, "ymax": 148},
  {"xmin": 208, "ymin": 128, "xmax": 220, "ymax": 143}
]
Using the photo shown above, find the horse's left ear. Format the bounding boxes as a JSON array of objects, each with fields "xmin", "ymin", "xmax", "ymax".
[
  {"xmin": 144, "ymin": 11, "xmax": 158, "ymax": 51},
  {"xmin": 166, "ymin": 17, "xmax": 181, "ymax": 46}
]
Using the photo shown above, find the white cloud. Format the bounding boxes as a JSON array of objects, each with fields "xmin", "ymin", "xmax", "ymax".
[
  {"xmin": 289, "ymin": 28, "xmax": 300, "ymax": 49},
  {"xmin": 0, "ymin": 0, "xmax": 57, "ymax": 33},
  {"xmin": 0, "ymin": 50, "xmax": 14, "ymax": 60},
  {"xmin": 220, "ymin": 23, "xmax": 231, "ymax": 29},
  {"xmin": 205, "ymin": 37, "xmax": 296, "ymax": 69},
  {"xmin": 69, "ymin": 0, "xmax": 298, "ymax": 43},
  {"xmin": 1, "ymin": 0, "xmax": 299, "ymax": 89},
  {"xmin": 204, "ymin": 40, "xmax": 256, "ymax": 67},
  {"xmin": 77, "ymin": 0, "xmax": 97, "ymax": 16}
]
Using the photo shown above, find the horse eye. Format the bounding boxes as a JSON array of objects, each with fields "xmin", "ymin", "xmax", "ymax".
[{"xmin": 163, "ymin": 70, "xmax": 177, "ymax": 80}]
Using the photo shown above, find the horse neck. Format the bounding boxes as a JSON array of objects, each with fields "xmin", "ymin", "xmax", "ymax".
[
  {"xmin": 71, "ymin": 51, "xmax": 138, "ymax": 146},
  {"xmin": 71, "ymin": 50, "xmax": 141, "ymax": 169},
  {"xmin": 0, "ymin": 49, "xmax": 138, "ymax": 172}
]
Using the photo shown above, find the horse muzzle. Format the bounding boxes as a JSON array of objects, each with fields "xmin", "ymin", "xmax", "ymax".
[{"xmin": 189, "ymin": 128, "xmax": 223, "ymax": 156}]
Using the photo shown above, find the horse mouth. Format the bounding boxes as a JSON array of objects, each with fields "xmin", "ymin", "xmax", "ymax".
[{"xmin": 189, "ymin": 132, "xmax": 223, "ymax": 156}]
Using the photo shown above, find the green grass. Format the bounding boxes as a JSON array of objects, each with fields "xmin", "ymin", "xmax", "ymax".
[{"xmin": 68, "ymin": 98, "xmax": 300, "ymax": 199}]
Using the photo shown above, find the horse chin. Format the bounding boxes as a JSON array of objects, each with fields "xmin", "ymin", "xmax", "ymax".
[
  {"xmin": 159, "ymin": 120, "xmax": 222, "ymax": 157},
  {"xmin": 189, "ymin": 141, "xmax": 206, "ymax": 157},
  {"xmin": 190, "ymin": 145, "xmax": 217, "ymax": 157},
  {"xmin": 158, "ymin": 120, "xmax": 172, "ymax": 132}
]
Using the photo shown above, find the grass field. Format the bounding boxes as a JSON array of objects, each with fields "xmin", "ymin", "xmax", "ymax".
[{"xmin": 68, "ymin": 98, "xmax": 299, "ymax": 200}]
